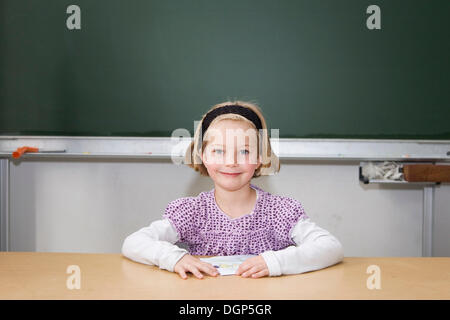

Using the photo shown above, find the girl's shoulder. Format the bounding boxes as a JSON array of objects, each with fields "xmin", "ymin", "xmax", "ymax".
[
  {"xmin": 163, "ymin": 189, "xmax": 212, "ymax": 218},
  {"xmin": 254, "ymin": 186, "xmax": 308, "ymax": 240},
  {"xmin": 253, "ymin": 184, "xmax": 308, "ymax": 220}
]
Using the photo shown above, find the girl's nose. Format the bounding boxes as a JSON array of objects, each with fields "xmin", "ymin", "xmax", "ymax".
[{"xmin": 224, "ymin": 151, "xmax": 238, "ymax": 166}]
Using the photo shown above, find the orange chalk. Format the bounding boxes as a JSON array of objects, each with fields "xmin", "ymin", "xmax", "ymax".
[{"xmin": 12, "ymin": 146, "xmax": 39, "ymax": 159}]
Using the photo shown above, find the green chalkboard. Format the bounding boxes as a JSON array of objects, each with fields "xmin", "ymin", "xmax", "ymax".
[{"xmin": 0, "ymin": 0, "xmax": 449, "ymax": 139}]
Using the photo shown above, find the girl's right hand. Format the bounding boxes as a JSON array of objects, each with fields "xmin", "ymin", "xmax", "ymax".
[{"xmin": 174, "ymin": 254, "xmax": 219, "ymax": 279}]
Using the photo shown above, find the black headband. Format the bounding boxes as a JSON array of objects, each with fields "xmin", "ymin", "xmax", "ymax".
[{"xmin": 201, "ymin": 105, "xmax": 263, "ymax": 138}]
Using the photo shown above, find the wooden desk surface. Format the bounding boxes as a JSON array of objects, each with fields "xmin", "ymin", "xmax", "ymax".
[{"xmin": 1, "ymin": 252, "xmax": 449, "ymax": 300}]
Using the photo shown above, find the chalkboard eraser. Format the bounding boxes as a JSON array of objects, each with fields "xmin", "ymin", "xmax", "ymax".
[{"xmin": 403, "ymin": 164, "xmax": 450, "ymax": 182}]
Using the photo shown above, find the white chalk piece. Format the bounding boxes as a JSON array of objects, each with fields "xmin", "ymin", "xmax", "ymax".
[{"xmin": 361, "ymin": 161, "xmax": 403, "ymax": 181}]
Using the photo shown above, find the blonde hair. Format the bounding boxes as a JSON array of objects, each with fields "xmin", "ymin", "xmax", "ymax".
[{"xmin": 185, "ymin": 100, "xmax": 280, "ymax": 177}]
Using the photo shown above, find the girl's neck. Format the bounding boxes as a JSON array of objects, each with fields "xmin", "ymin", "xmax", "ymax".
[{"xmin": 213, "ymin": 182, "xmax": 256, "ymax": 217}]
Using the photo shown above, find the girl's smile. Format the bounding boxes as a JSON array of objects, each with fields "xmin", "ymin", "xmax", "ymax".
[{"xmin": 219, "ymin": 171, "xmax": 242, "ymax": 177}]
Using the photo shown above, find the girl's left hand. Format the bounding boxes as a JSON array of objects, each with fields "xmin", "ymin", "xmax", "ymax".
[{"xmin": 235, "ymin": 255, "xmax": 269, "ymax": 278}]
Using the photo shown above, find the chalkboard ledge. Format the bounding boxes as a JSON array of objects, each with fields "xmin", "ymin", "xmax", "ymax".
[{"xmin": 0, "ymin": 136, "xmax": 450, "ymax": 162}]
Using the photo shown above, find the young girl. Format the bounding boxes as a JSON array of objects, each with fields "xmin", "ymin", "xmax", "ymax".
[{"xmin": 122, "ymin": 101, "xmax": 343, "ymax": 279}]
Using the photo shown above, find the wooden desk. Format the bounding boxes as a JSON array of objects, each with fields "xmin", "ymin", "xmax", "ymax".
[{"xmin": 0, "ymin": 252, "xmax": 449, "ymax": 299}]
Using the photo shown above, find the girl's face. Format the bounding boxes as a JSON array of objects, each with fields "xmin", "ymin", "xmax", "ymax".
[{"xmin": 201, "ymin": 119, "xmax": 261, "ymax": 192}]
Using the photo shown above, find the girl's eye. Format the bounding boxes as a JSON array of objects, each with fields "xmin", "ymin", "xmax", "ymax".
[
  {"xmin": 239, "ymin": 149, "xmax": 249, "ymax": 155},
  {"xmin": 213, "ymin": 149, "xmax": 224, "ymax": 154}
]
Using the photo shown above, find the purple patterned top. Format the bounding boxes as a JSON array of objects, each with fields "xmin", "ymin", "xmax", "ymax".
[{"xmin": 163, "ymin": 184, "xmax": 308, "ymax": 256}]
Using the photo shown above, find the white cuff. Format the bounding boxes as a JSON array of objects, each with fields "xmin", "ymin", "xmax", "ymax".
[
  {"xmin": 162, "ymin": 249, "xmax": 189, "ymax": 272},
  {"xmin": 260, "ymin": 250, "xmax": 282, "ymax": 277}
]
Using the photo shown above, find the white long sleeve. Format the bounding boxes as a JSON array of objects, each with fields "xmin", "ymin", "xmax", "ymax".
[
  {"xmin": 121, "ymin": 219, "xmax": 188, "ymax": 272},
  {"xmin": 260, "ymin": 216, "xmax": 344, "ymax": 276}
]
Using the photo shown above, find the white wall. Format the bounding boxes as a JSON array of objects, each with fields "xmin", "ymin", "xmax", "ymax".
[{"xmin": 9, "ymin": 158, "xmax": 449, "ymax": 256}]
